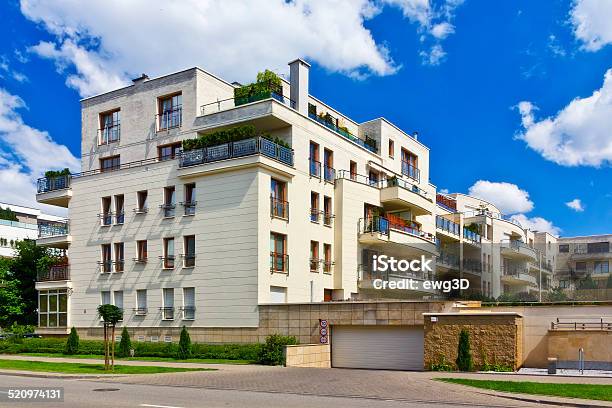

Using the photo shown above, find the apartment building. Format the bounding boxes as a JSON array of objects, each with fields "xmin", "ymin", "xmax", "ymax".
[
  {"xmin": 35, "ymin": 58, "xmax": 563, "ymax": 337},
  {"xmin": 555, "ymin": 235, "xmax": 611, "ymax": 290}
]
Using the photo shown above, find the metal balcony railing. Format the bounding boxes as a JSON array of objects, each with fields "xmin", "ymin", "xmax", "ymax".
[
  {"xmin": 98, "ymin": 260, "xmax": 112, "ymax": 273},
  {"xmin": 551, "ymin": 318, "xmax": 612, "ymax": 331},
  {"xmin": 308, "ymin": 112, "xmax": 377, "ymax": 153},
  {"xmin": 37, "ymin": 264, "xmax": 70, "ymax": 281},
  {"xmin": 181, "ymin": 201, "xmax": 196, "ymax": 216},
  {"xmin": 270, "ymin": 196, "xmax": 289, "ymax": 219},
  {"xmin": 181, "ymin": 254, "xmax": 196, "ymax": 268},
  {"xmin": 199, "ymin": 89, "xmax": 295, "ymax": 115},
  {"xmin": 401, "ymin": 161, "xmax": 420, "ymax": 182},
  {"xmin": 309, "ymin": 159, "xmax": 321, "ymax": 178},
  {"xmin": 160, "ymin": 307, "xmax": 175, "ymax": 320},
  {"xmin": 115, "ymin": 212, "xmax": 125, "ymax": 225},
  {"xmin": 463, "ymin": 227, "xmax": 482, "ymax": 244},
  {"xmin": 133, "ymin": 307, "xmax": 148, "ymax": 316},
  {"xmin": 38, "ymin": 222, "xmax": 69, "ymax": 238},
  {"xmin": 113, "ymin": 260, "xmax": 125, "ymax": 273},
  {"xmin": 436, "ymin": 216, "xmax": 460, "ymax": 235},
  {"xmin": 463, "ymin": 258, "xmax": 482, "ymax": 274},
  {"xmin": 322, "ymin": 260, "xmax": 334, "ymax": 274},
  {"xmin": 322, "ymin": 212, "xmax": 334, "ymax": 226},
  {"xmin": 310, "ymin": 208, "xmax": 320, "ymax": 223},
  {"xmin": 181, "ymin": 306, "xmax": 196, "ymax": 320},
  {"xmin": 159, "ymin": 255, "xmax": 176, "ymax": 269},
  {"xmin": 436, "ymin": 252, "xmax": 459, "ymax": 268},
  {"xmin": 360, "ymin": 216, "xmax": 437, "ymax": 244},
  {"xmin": 323, "ymin": 165, "xmax": 336, "ymax": 183},
  {"xmin": 270, "ymin": 252, "xmax": 289, "ymax": 274},
  {"xmin": 160, "ymin": 204, "xmax": 176, "ymax": 218},
  {"xmin": 37, "ymin": 175, "xmax": 71, "ymax": 193}
]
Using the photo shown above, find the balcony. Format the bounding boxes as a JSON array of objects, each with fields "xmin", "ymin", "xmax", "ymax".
[
  {"xmin": 36, "ymin": 175, "xmax": 72, "ymax": 207},
  {"xmin": 322, "ymin": 260, "xmax": 333, "ymax": 275},
  {"xmin": 270, "ymin": 196, "xmax": 289, "ymax": 220},
  {"xmin": 181, "ymin": 201, "xmax": 197, "ymax": 216},
  {"xmin": 98, "ymin": 260, "xmax": 113, "ymax": 274},
  {"xmin": 37, "ymin": 264, "xmax": 70, "ymax": 282},
  {"xmin": 501, "ymin": 266, "xmax": 538, "ymax": 287},
  {"xmin": 160, "ymin": 204, "xmax": 176, "ymax": 218},
  {"xmin": 308, "ymin": 112, "xmax": 377, "ymax": 154},
  {"xmin": 270, "ymin": 252, "xmax": 289, "ymax": 274},
  {"xmin": 309, "ymin": 258, "xmax": 320, "ymax": 272},
  {"xmin": 401, "ymin": 162, "xmax": 420, "ymax": 183},
  {"xmin": 379, "ymin": 177, "xmax": 433, "ymax": 216},
  {"xmin": 463, "ymin": 228, "xmax": 482, "ymax": 246},
  {"xmin": 181, "ymin": 254, "xmax": 196, "ymax": 268},
  {"xmin": 359, "ymin": 216, "xmax": 438, "ymax": 256},
  {"xmin": 462, "ymin": 258, "xmax": 482, "ymax": 275},
  {"xmin": 501, "ymin": 240, "xmax": 537, "ymax": 261},
  {"xmin": 37, "ymin": 222, "xmax": 71, "ymax": 249},
  {"xmin": 436, "ymin": 216, "xmax": 460, "ymax": 237},
  {"xmin": 323, "ymin": 165, "xmax": 336, "ymax": 183},
  {"xmin": 309, "ymin": 159, "xmax": 321, "ymax": 178},
  {"xmin": 436, "ymin": 251, "xmax": 459, "ymax": 270}
]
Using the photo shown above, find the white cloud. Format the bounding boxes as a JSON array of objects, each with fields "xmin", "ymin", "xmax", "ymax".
[
  {"xmin": 438, "ymin": 188, "xmax": 449, "ymax": 194},
  {"xmin": 420, "ymin": 44, "xmax": 446, "ymax": 65},
  {"xmin": 570, "ymin": 0, "xmax": 612, "ymax": 51},
  {"xmin": 468, "ymin": 180, "xmax": 534, "ymax": 214},
  {"xmin": 509, "ymin": 214, "xmax": 561, "ymax": 236},
  {"xmin": 20, "ymin": 0, "xmax": 464, "ymax": 97},
  {"xmin": 516, "ymin": 69, "xmax": 612, "ymax": 167},
  {"xmin": 0, "ymin": 88, "xmax": 79, "ymax": 215},
  {"xmin": 0, "ymin": 56, "xmax": 28, "ymax": 83},
  {"xmin": 565, "ymin": 198, "xmax": 585, "ymax": 212},
  {"xmin": 431, "ymin": 22, "xmax": 455, "ymax": 39}
]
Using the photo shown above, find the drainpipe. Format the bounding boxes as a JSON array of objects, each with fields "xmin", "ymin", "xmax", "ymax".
[{"xmin": 538, "ymin": 250, "xmax": 542, "ymax": 302}]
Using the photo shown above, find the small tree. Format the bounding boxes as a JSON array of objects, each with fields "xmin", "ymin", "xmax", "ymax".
[
  {"xmin": 118, "ymin": 326, "xmax": 131, "ymax": 358},
  {"xmin": 257, "ymin": 334, "xmax": 298, "ymax": 366},
  {"xmin": 97, "ymin": 304, "xmax": 123, "ymax": 370},
  {"xmin": 456, "ymin": 329, "xmax": 473, "ymax": 371},
  {"xmin": 64, "ymin": 327, "xmax": 80, "ymax": 355},
  {"xmin": 177, "ymin": 326, "xmax": 192, "ymax": 359}
]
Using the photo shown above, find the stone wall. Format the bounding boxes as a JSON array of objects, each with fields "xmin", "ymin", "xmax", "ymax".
[
  {"xmin": 548, "ymin": 330, "xmax": 612, "ymax": 369},
  {"xmin": 423, "ymin": 312, "xmax": 523, "ymax": 371},
  {"xmin": 284, "ymin": 344, "xmax": 330, "ymax": 368}
]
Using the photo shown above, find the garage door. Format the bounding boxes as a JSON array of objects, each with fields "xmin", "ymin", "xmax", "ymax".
[{"xmin": 331, "ymin": 326, "xmax": 423, "ymax": 370}]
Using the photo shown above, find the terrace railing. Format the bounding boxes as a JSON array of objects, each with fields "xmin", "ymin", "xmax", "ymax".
[
  {"xmin": 37, "ymin": 264, "xmax": 70, "ymax": 281},
  {"xmin": 308, "ymin": 112, "xmax": 377, "ymax": 153},
  {"xmin": 436, "ymin": 216, "xmax": 460, "ymax": 235},
  {"xmin": 37, "ymin": 175, "xmax": 71, "ymax": 193},
  {"xmin": 199, "ymin": 90, "xmax": 295, "ymax": 115},
  {"xmin": 38, "ymin": 222, "xmax": 69, "ymax": 238}
]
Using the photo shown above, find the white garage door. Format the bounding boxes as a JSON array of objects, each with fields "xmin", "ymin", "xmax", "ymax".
[{"xmin": 331, "ymin": 326, "xmax": 424, "ymax": 371}]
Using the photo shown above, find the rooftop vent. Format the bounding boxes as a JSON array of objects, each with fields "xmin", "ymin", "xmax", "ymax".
[
  {"xmin": 413, "ymin": 131, "xmax": 419, "ymax": 140},
  {"xmin": 132, "ymin": 73, "xmax": 149, "ymax": 84}
]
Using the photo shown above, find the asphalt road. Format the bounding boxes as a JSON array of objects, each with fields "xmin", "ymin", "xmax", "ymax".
[{"xmin": 0, "ymin": 373, "xmax": 543, "ymax": 408}]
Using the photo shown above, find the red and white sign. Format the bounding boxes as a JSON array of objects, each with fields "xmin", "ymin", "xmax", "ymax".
[{"xmin": 319, "ymin": 319, "xmax": 328, "ymax": 344}]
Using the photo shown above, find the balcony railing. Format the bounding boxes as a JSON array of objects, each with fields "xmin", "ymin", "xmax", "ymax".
[
  {"xmin": 310, "ymin": 258, "xmax": 320, "ymax": 272},
  {"xmin": 436, "ymin": 252, "xmax": 459, "ymax": 268},
  {"xmin": 38, "ymin": 222, "xmax": 69, "ymax": 238},
  {"xmin": 436, "ymin": 216, "xmax": 460, "ymax": 235},
  {"xmin": 113, "ymin": 260, "xmax": 125, "ymax": 273},
  {"xmin": 323, "ymin": 212, "xmax": 334, "ymax": 226},
  {"xmin": 99, "ymin": 123, "xmax": 120, "ymax": 144},
  {"xmin": 463, "ymin": 228, "xmax": 482, "ymax": 244},
  {"xmin": 361, "ymin": 216, "xmax": 437, "ymax": 244},
  {"xmin": 323, "ymin": 166, "xmax": 335, "ymax": 183},
  {"xmin": 181, "ymin": 306, "xmax": 196, "ymax": 320},
  {"xmin": 160, "ymin": 256, "xmax": 176, "ymax": 269},
  {"xmin": 115, "ymin": 212, "xmax": 125, "ymax": 225},
  {"xmin": 337, "ymin": 171, "xmax": 429, "ymax": 200},
  {"xmin": 160, "ymin": 204, "xmax": 176, "ymax": 218},
  {"xmin": 98, "ymin": 260, "xmax": 112, "ymax": 273},
  {"xmin": 133, "ymin": 307, "xmax": 148, "ymax": 316},
  {"xmin": 134, "ymin": 206, "xmax": 148, "ymax": 214},
  {"xmin": 464, "ymin": 209, "xmax": 523, "ymax": 229},
  {"xmin": 37, "ymin": 264, "xmax": 70, "ymax": 281},
  {"xmin": 98, "ymin": 212, "xmax": 113, "ymax": 226},
  {"xmin": 132, "ymin": 256, "xmax": 147, "ymax": 264},
  {"xmin": 157, "ymin": 106, "xmax": 182, "ymax": 131},
  {"xmin": 179, "ymin": 137, "xmax": 294, "ymax": 168},
  {"xmin": 199, "ymin": 90, "xmax": 295, "ymax": 115},
  {"xmin": 322, "ymin": 260, "xmax": 333, "ymax": 274},
  {"xmin": 0, "ymin": 219, "xmax": 37, "ymax": 231},
  {"xmin": 270, "ymin": 196, "xmax": 289, "ymax": 219},
  {"xmin": 37, "ymin": 175, "xmax": 71, "ymax": 193},
  {"xmin": 551, "ymin": 318, "xmax": 612, "ymax": 331},
  {"xmin": 270, "ymin": 252, "xmax": 289, "ymax": 274},
  {"xmin": 401, "ymin": 161, "xmax": 420, "ymax": 182},
  {"xmin": 309, "ymin": 159, "xmax": 321, "ymax": 178},
  {"xmin": 308, "ymin": 112, "xmax": 377, "ymax": 153},
  {"xmin": 181, "ymin": 254, "xmax": 196, "ymax": 268},
  {"xmin": 463, "ymin": 258, "xmax": 482, "ymax": 274},
  {"xmin": 160, "ymin": 307, "xmax": 175, "ymax": 320},
  {"xmin": 181, "ymin": 201, "xmax": 196, "ymax": 216},
  {"xmin": 310, "ymin": 208, "xmax": 320, "ymax": 223},
  {"xmin": 436, "ymin": 194, "xmax": 457, "ymax": 211}
]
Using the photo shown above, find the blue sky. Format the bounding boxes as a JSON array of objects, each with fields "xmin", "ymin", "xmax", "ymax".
[{"xmin": 0, "ymin": 0, "xmax": 610, "ymax": 236}]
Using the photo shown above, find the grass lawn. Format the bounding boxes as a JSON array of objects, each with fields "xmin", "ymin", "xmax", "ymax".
[
  {"xmin": 19, "ymin": 353, "xmax": 252, "ymax": 365},
  {"xmin": 0, "ymin": 359, "xmax": 215, "ymax": 375},
  {"xmin": 436, "ymin": 378, "xmax": 612, "ymax": 402}
]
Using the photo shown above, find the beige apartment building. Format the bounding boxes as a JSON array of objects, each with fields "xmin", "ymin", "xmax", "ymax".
[
  {"xmin": 555, "ymin": 235, "xmax": 611, "ymax": 290},
  {"xmin": 35, "ymin": 58, "xmax": 568, "ymax": 336}
]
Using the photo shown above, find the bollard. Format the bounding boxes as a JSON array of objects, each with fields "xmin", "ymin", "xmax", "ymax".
[{"xmin": 547, "ymin": 357, "xmax": 557, "ymax": 375}]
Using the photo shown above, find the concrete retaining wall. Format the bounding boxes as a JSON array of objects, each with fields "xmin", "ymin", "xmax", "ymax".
[{"xmin": 284, "ymin": 344, "xmax": 330, "ymax": 368}]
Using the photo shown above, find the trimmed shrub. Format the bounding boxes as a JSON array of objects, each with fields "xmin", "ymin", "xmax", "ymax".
[
  {"xmin": 44, "ymin": 168, "xmax": 71, "ymax": 178},
  {"xmin": 64, "ymin": 327, "xmax": 79, "ymax": 355},
  {"xmin": 456, "ymin": 329, "xmax": 473, "ymax": 371},
  {"xmin": 177, "ymin": 326, "xmax": 192, "ymax": 360},
  {"xmin": 118, "ymin": 327, "xmax": 131, "ymax": 358},
  {"xmin": 257, "ymin": 334, "xmax": 297, "ymax": 366}
]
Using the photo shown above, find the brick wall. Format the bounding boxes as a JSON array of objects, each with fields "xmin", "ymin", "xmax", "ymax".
[{"xmin": 285, "ymin": 344, "xmax": 330, "ymax": 368}]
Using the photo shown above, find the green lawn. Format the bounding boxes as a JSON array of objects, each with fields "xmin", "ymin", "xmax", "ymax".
[
  {"xmin": 20, "ymin": 352, "xmax": 252, "ymax": 365},
  {"xmin": 0, "ymin": 359, "xmax": 215, "ymax": 375},
  {"xmin": 436, "ymin": 378, "xmax": 612, "ymax": 402}
]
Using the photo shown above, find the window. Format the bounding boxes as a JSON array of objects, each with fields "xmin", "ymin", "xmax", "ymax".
[
  {"xmin": 388, "ymin": 139, "xmax": 394, "ymax": 158},
  {"xmin": 183, "ymin": 183, "xmax": 196, "ymax": 215},
  {"xmin": 270, "ymin": 179, "xmax": 288, "ymax": 219},
  {"xmin": 136, "ymin": 240, "xmax": 148, "ymax": 263},
  {"xmin": 158, "ymin": 93, "xmax": 182, "ymax": 130},
  {"xmin": 401, "ymin": 149, "xmax": 419, "ymax": 181},
  {"xmin": 323, "ymin": 148, "xmax": 334, "ymax": 182},
  {"xmin": 182, "ymin": 287, "xmax": 195, "ymax": 320},
  {"xmin": 559, "ymin": 244, "xmax": 569, "ymax": 253},
  {"xmin": 349, "ymin": 161, "xmax": 357, "ymax": 181},
  {"xmin": 310, "ymin": 241, "xmax": 319, "ymax": 272},
  {"xmin": 163, "ymin": 238, "xmax": 175, "ymax": 269},
  {"xmin": 101, "ymin": 196, "xmax": 112, "ymax": 226},
  {"xmin": 163, "ymin": 186, "xmax": 176, "ymax": 217},
  {"xmin": 309, "ymin": 141, "xmax": 320, "ymax": 177},
  {"xmin": 310, "ymin": 192, "xmax": 319, "ymax": 222},
  {"xmin": 183, "ymin": 235, "xmax": 195, "ymax": 267},
  {"xmin": 101, "ymin": 291, "xmax": 111, "ymax": 305},
  {"xmin": 100, "ymin": 155, "xmax": 120, "ymax": 172},
  {"xmin": 368, "ymin": 170, "xmax": 379, "ymax": 186},
  {"xmin": 162, "ymin": 288, "xmax": 174, "ymax": 320},
  {"xmin": 38, "ymin": 289, "xmax": 67, "ymax": 328},
  {"xmin": 594, "ymin": 261, "xmax": 609, "ymax": 274},
  {"xmin": 587, "ymin": 242, "xmax": 609, "ymax": 254},
  {"xmin": 114, "ymin": 243, "xmax": 124, "ymax": 272},
  {"xmin": 270, "ymin": 232, "xmax": 288, "ymax": 273},
  {"xmin": 323, "ymin": 244, "xmax": 332, "ymax": 274},
  {"xmin": 100, "ymin": 244, "xmax": 112, "ymax": 273},
  {"xmin": 575, "ymin": 262, "xmax": 587, "ymax": 272},
  {"xmin": 270, "ymin": 286, "xmax": 287, "ymax": 303},
  {"xmin": 323, "ymin": 196, "xmax": 332, "ymax": 226},
  {"xmin": 114, "ymin": 194, "xmax": 125, "ymax": 224},
  {"xmin": 136, "ymin": 191, "xmax": 148, "ymax": 213},
  {"xmin": 113, "ymin": 291, "xmax": 124, "ymax": 314},
  {"xmin": 559, "ymin": 280, "xmax": 569, "ymax": 288},
  {"xmin": 135, "ymin": 290, "xmax": 147, "ymax": 315},
  {"xmin": 99, "ymin": 109, "xmax": 120, "ymax": 144},
  {"xmin": 158, "ymin": 142, "xmax": 182, "ymax": 161}
]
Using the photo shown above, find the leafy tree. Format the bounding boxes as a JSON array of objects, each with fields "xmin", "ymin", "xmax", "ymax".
[
  {"xmin": 97, "ymin": 304, "xmax": 123, "ymax": 370},
  {"xmin": 456, "ymin": 329, "xmax": 473, "ymax": 371},
  {"xmin": 177, "ymin": 326, "xmax": 192, "ymax": 360},
  {"xmin": 64, "ymin": 327, "xmax": 80, "ymax": 355},
  {"xmin": 578, "ymin": 275, "xmax": 598, "ymax": 290},
  {"xmin": 118, "ymin": 326, "xmax": 132, "ymax": 358},
  {"xmin": 544, "ymin": 287, "xmax": 568, "ymax": 302},
  {"xmin": 0, "ymin": 207, "xmax": 18, "ymax": 222}
]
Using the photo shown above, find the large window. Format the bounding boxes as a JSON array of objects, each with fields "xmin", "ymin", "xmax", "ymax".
[
  {"xmin": 323, "ymin": 243, "xmax": 332, "ymax": 274},
  {"xmin": 100, "ymin": 155, "xmax": 120, "ymax": 172},
  {"xmin": 323, "ymin": 148, "xmax": 334, "ymax": 182},
  {"xmin": 323, "ymin": 196, "xmax": 333, "ymax": 226},
  {"xmin": 135, "ymin": 289, "xmax": 147, "ymax": 315},
  {"xmin": 163, "ymin": 238, "xmax": 175, "ymax": 269},
  {"xmin": 309, "ymin": 141, "xmax": 320, "ymax": 177},
  {"xmin": 100, "ymin": 244, "xmax": 112, "ymax": 273},
  {"xmin": 114, "ymin": 194, "xmax": 125, "ymax": 224},
  {"xmin": 163, "ymin": 186, "xmax": 176, "ymax": 217},
  {"xmin": 158, "ymin": 142, "xmax": 182, "ymax": 161},
  {"xmin": 183, "ymin": 183, "xmax": 196, "ymax": 215},
  {"xmin": 183, "ymin": 235, "xmax": 195, "ymax": 267},
  {"xmin": 401, "ymin": 149, "xmax": 419, "ymax": 181},
  {"xmin": 136, "ymin": 240, "xmax": 148, "ymax": 263},
  {"xmin": 136, "ymin": 190, "xmax": 148, "ymax": 213},
  {"xmin": 162, "ymin": 288, "xmax": 174, "ymax": 320},
  {"xmin": 114, "ymin": 243, "xmax": 124, "ymax": 272},
  {"xmin": 182, "ymin": 287, "xmax": 195, "ymax": 320},
  {"xmin": 310, "ymin": 241, "xmax": 319, "ymax": 272},
  {"xmin": 588, "ymin": 242, "xmax": 610, "ymax": 254},
  {"xmin": 101, "ymin": 196, "xmax": 112, "ymax": 226},
  {"xmin": 270, "ymin": 232, "xmax": 288, "ymax": 273},
  {"xmin": 310, "ymin": 192, "xmax": 319, "ymax": 222},
  {"xmin": 594, "ymin": 261, "xmax": 609, "ymax": 274},
  {"xmin": 158, "ymin": 93, "xmax": 182, "ymax": 130},
  {"xmin": 101, "ymin": 291, "xmax": 111, "ymax": 305},
  {"xmin": 99, "ymin": 109, "xmax": 120, "ymax": 144},
  {"xmin": 38, "ymin": 289, "xmax": 67, "ymax": 328},
  {"xmin": 270, "ymin": 179, "xmax": 288, "ymax": 219},
  {"xmin": 113, "ymin": 291, "xmax": 124, "ymax": 316}
]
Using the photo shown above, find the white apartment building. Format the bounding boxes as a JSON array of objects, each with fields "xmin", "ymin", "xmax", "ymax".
[
  {"xmin": 555, "ymin": 235, "xmax": 611, "ymax": 291},
  {"xmin": 35, "ymin": 58, "xmax": 560, "ymax": 336}
]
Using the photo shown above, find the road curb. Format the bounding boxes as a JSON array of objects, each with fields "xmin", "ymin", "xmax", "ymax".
[
  {"xmin": 0, "ymin": 370, "xmax": 126, "ymax": 380},
  {"xmin": 475, "ymin": 390, "xmax": 612, "ymax": 408}
]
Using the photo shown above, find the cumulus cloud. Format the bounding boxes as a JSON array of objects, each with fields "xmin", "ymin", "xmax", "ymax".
[
  {"xmin": 509, "ymin": 214, "xmax": 561, "ymax": 236},
  {"xmin": 565, "ymin": 198, "xmax": 585, "ymax": 212},
  {"xmin": 516, "ymin": 69, "xmax": 612, "ymax": 167},
  {"xmin": 570, "ymin": 0, "xmax": 612, "ymax": 51},
  {"xmin": 468, "ymin": 180, "xmax": 534, "ymax": 214},
  {"xmin": 431, "ymin": 22, "xmax": 455, "ymax": 39}
]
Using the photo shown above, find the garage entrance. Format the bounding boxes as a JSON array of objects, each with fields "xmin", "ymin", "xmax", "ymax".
[{"xmin": 331, "ymin": 326, "xmax": 424, "ymax": 370}]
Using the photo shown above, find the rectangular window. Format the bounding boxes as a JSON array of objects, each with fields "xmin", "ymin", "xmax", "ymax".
[
  {"xmin": 100, "ymin": 155, "xmax": 120, "ymax": 172},
  {"xmin": 136, "ymin": 190, "xmax": 148, "ymax": 213},
  {"xmin": 594, "ymin": 261, "xmax": 609, "ymax": 274},
  {"xmin": 270, "ymin": 178, "xmax": 288, "ymax": 219},
  {"xmin": 101, "ymin": 196, "xmax": 112, "ymax": 226},
  {"xmin": 162, "ymin": 288, "xmax": 174, "ymax": 320},
  {"xmin": 310, "ymin": 192, "xmax": 319, "ymax": 222},
  {"xmin": 136, "ymin": 289, "xmax": 147, "ymax": 315},
  {"xmin": 587, "ymin": 242, "xmax": 609, "ymax": 253},
  {"xmin": 182, "ymin": 287, "xmax": 195, "ymax": 320},
  {"xmin": 101, "ymin": 244, "xmax": 112, "ymax": 273},
  {"xmin": 114, "ymin": 242, "xmax": 124, "ymax": 272},
  {"xmin": 158, "ymin": 93, "xmax": 182, "ymax": 130},
  {"xmin": 323, "ymin": 243, "xmax": 332, "ymax": 274},
  {"xmin": 183, "ymin": 235, "xmax": 195, "ymax": 267},
  {"xmin": 163, "ymin": 238, "xmax": 175, "ymax": 269},
  {"xmin": 388, "ymin": 139, "xmax": 394, "ymax": 158},
  {"xmin": 401, "ymin": 149, "xmax": 419, "ymax": 181},
  {"xmin": 183, "ymin": 183, "xmax": 196, "ymax": 215},
  {"xmin": 113, "ymin": 290, "xmax": 124, "ymax": 313},
  {"xmin": 270, "ymin": 232, "xmax": 288, "ymax": 273},
  {"xmin": 323, "ymin": 196, "xmax": 332, "ymax": 226},
  {"xmin": 136, "ymin": 240, "xmax": 148, "ymax": 263},
  {"xmin": 349, "ymin": 161, "xmax": 357, "ymax": 181},
  {"xmin": 559, "ymin": 244, "xmax": 569, "ymax": 253},
  {"xmin": 158, "ymin": 142, "xmax": 182, "ymax": 161},
  {"xmin": 323, "ymin": 148, "xmax": 334, "ymax": 182},
  {"xmin": 310, "ymin": 241, "xmax": 319, "ymax": 272},
  {"xmin": 38, "ymin": 289, "xmax": 67, "ymax": 328},
  {"xmin": 575, "ymin": 262, "xmax": 587, "ymax": 271},
  {"xmin": 309, "ymin": 141, "xmax": 320, "ymax": 178},
  {"xmin": 163, "ymin": 186, "xmax": 176, "ymax": 217},
  {"xmin": 99, "ymin": 109, "xmax": 120, "ymax": 144},
  {"xmin": 101, "ymin": 291, "xmax": 111, "ymax": 305},
  {"xmin": 114, "ymin": 194, "xmax": 125, "ymax": 224}
]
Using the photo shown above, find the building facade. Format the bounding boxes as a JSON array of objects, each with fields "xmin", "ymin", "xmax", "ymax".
[{"xmin": 555, "ymin": 235, "xmax": 612, "ymax": 290}]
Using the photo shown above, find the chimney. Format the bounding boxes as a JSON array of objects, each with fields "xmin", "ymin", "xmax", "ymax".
[
  {"xmin": 288, "ymin": 58, "xmax": 310, "ymax": 115},
  {"xmin": 132, "ymin": 73, "xmax": 149, "ymax": 84},
  {"xmin": 413, "ymin": 131, "xmax": 419, "ymax": 141}
]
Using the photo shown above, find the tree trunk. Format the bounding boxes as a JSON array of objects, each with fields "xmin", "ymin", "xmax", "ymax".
[
  {"xmin": 111, "ymin": 324, "xmax": 116, "ymax": 370},
  {"xmin": 103, "ymin": 323, "xmax": 109, "ymax": 371}
]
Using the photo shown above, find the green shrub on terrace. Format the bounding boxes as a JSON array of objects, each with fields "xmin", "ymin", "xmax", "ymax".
[
  {"xmin": 182, "ymin": 124, "xmax": 290, "ymax": 152},
  {"xmin": 44, "ymin": 168, "xmax": 71, "ymax": 179},
  {"xmin": 234, "ymin": 70, "xmax": 282, "ymax": 106}
]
